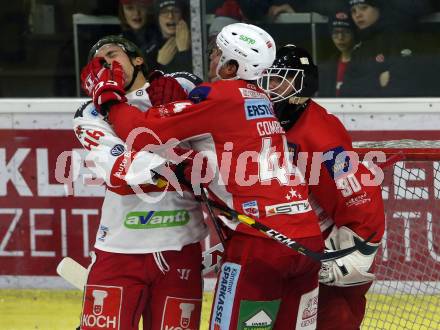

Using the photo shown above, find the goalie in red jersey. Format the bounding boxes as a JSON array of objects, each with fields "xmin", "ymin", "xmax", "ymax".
[
  {"xmin": 258, "ymin": 44, "xmax": 386, "ymax": 329},
  {"xmin": 84, "ymin": 23, "xmax": 325, "ymax": 329}
]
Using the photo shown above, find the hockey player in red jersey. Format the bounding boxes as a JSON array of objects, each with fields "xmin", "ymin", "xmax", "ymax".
[
  {"xmin": 86, "ymin": 24, "xmax": 325, "ymax": 329},
  {"xmin": 76, "ymin": 35, "xmax": 208, "ymax": 330},
  {"xmin": 258, "ymin": 44, "xmax": 386, "ymax": 329}
]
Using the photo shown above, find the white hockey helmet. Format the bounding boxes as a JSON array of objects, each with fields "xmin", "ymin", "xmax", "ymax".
[{"xmin": 216, "ymin": 23, "xmax": 276, "ymax": 81}]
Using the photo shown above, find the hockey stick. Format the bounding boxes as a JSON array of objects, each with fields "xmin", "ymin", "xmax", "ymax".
[
  {"xmin": 200, "ymin": 188, "xmax": 227, "ymax": 246},
  {"xmin": 199, "ymin": 152, "xmax": 405, "ymax": 262},
  {"xmin": 56, "ymin": 257, "xmax": 88, "ymax": 290},
  {"xmin": 56, "ymin": 243, "xmax": 224, "ymax": 291},
  {"xmin": 203, "ymin": 198, "xmax": 375, "ymax": 262}
]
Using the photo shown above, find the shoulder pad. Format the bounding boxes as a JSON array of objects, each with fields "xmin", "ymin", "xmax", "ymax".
[
  {"xmin": 74, "ymin": 100, "xmax": 94, "ymax": 119},
  {"xmin": 188, "ymin": 85, "xmax": 212, "ymax": 104},
  {"xmin": 167, "ymin": 71, "xmax": 203, "ymax": 86}
]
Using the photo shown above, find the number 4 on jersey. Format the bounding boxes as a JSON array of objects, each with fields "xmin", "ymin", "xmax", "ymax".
[{"xmin": 258, "ymin": 136, "xmax": 302, "ymax": 185}]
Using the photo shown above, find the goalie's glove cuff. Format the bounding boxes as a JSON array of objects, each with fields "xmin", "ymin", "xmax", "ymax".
[{"xmin": 319, "ymin": 226, "xmax": 379, "ymax": 287}]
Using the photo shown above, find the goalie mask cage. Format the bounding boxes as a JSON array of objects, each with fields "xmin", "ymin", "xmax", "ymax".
[{"xmin": 354, "ymin": 140, "xmax": 440, "ymax": 330}]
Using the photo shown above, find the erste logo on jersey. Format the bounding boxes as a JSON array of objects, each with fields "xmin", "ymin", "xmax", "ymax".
[{"xmin": 244, "ymin": 98, "xmax": 274, "ymax": 120}]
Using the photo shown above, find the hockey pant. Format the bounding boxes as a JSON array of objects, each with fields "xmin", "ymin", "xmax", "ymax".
[
  {"xmin": 317, "ymin": 281, "xmax": 372, "ymax": 330},
  {"xmin": 79, "ymin": 243, "xmax": 202, "ymax": 330},
  {"xmin": 209, "ymin": 232, "xmax": 323, "ymax": 330}
]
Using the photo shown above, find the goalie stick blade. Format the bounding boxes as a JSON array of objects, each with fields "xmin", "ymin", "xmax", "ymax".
[{"xmin": 56, "ymin": 257, "xmax": 88, "ymax": 291}]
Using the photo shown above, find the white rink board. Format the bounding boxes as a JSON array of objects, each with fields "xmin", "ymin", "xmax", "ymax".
[
  {"xmin": 1, "ymin": 97, "xmax": 440, "ymax": 291},
  {"xmin": 2, "ymin": 276, "xmax": 440, "ymax": 295},
  {"xmin": 0, "ymin": 98, "xmax": 439, "ymax": 130}
]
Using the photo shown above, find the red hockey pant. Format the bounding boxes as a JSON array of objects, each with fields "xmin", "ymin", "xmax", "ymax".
[
  {"xmin": 80, "ymin": 243, "xmax": 202, "ymax": 330},
  {"xmin": 317, "ymin": 282, "xmax": 372, "ymax": 330},
  {"xmin": 209, "ymin": 233, "xmax": 324, "ymax": 330}
]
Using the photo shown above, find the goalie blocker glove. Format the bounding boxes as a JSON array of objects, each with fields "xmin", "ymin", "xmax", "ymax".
[{"xmin": 319, "ymin": 226, "xmax": 379, "ymax": 287}]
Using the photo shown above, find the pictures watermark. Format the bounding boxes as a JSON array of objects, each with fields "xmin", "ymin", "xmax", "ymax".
[{"xmin": 54, "ymin": 127, "xmax": 389, "ymax": 203}]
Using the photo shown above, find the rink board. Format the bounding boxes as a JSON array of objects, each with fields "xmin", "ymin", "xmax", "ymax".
[{"xmin": 1, "ymin": 98, "xmax": 440, "ymax": 291}]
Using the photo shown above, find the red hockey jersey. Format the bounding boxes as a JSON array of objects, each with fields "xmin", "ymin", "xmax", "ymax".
[
  {"xmin": 284, "ymin": 100, "xmax": 385, "ymax": 242},
  {"xmin": 108, "ymin": 79, "xmax": 322, "ymax": 239}
]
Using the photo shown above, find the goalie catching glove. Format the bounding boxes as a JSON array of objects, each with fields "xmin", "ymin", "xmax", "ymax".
[
  {"xmin": 319, "ymin": 226, "xmax": 379, "ymax": 287},
  {"xmin": 80, "ymin": 57, "xmax": 126, "ymax": 114}
]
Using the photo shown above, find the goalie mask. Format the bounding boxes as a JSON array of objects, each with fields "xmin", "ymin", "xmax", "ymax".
[
  {"xmin": 258, "ymin": 44, "xmax": 318, "ymax": 103},
  {"xmin": 88, "ymin": 35, "xmax": 148, "ymax": 90}
]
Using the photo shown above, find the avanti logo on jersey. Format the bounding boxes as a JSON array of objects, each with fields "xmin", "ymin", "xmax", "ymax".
[
  {"xmin": 124, "ymin": 210, "xmax": 190, "ymax": 229},
  {"xmin": 323, "ymin": 146, "xmax": 353, "ymax": 180},
  {"xmin": 265, "ymin": 200, "xmax": 311, "ymax": 216},
  {"xmin": 244, "ymin": 99, "xmax": 274, "ymax": 120},
  {"xmin": 242, "ymin": 200, "xmax": 260, "ymax": 218},
  {"xmin": 110, "ymin": 144, "xmax": 125, "ymax": 157}
]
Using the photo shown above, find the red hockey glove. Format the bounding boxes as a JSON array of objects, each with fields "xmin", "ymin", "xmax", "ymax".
[
  {"xmin": 146, "ymin": 70, "xmax": 188, "ymax": 106},
  {"xmin": 80, "ymin": 57, "xmax": 107, "ymax": 96},
  {"xmin": 80, "ymin": 58, "xmax": 126, "ymax": 114}
]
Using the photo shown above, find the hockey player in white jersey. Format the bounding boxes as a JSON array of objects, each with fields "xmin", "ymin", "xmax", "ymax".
[{"xmin": 74, "ymin": 35, "xmax": 208, "ymax": 330}]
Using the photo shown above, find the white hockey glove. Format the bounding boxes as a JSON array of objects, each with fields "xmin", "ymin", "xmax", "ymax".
[{"xmin": 319, "ymin": 226, "xmax": 379, "ymax": 287}]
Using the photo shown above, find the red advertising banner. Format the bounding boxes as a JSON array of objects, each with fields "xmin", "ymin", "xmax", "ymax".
[{"xmin": 1, "ymin": 129, "xmax": 439, "ymax": 282}]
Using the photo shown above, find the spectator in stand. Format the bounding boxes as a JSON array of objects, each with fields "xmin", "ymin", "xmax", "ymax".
[
  {"xmin": 238, "ymin": 0, "xmax": 348, "ymax": 21},
  {"xmin": 121, "ymin": 0, "xmax": 191, "ymax": 73},
  {"xmin": 340, "ymin": 0, "xmax": 420, "ymax": 97},
  {"xmin": 119, "ymin": 0, "xmax": 155, "ymax": 52},
  {"xmin": 154, "ymin": 0, "xmax": 191, "ymax": 72},
  {"xmin": 207, "ymin": 0, "xmax": 243, "ymax": 82},
  {"xmin": 319, "ymin": 11, "xmax": 357, "ymax": 97}
]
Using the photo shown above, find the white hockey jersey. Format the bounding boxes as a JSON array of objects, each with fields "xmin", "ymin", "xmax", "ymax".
[{"xmin": 73, "ymin": 82, "xmax": 208, "ymax": 253}]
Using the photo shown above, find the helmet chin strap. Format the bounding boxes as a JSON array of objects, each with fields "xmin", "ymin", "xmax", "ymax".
[{"xmin": 124, "ymin": 64, "xmax": 141, "ymax": 91}]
